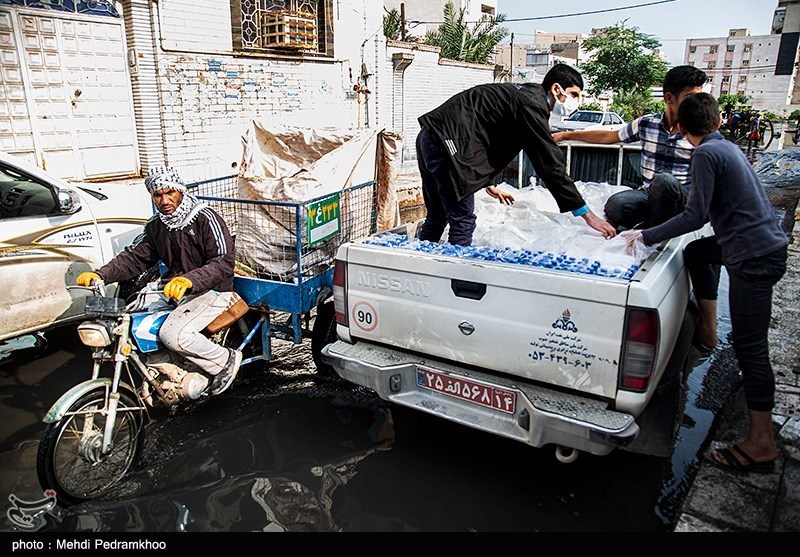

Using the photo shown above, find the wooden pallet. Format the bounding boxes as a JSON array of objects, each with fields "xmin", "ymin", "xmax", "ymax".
[{"xmin": 260, "ymin": 10, "xmax": 317, "ymax": 51}]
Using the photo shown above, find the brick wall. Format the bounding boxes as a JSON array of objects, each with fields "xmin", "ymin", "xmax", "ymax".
[
  {"xmin": 158, "ymin": 0, "xmax": 232, "ymax": 52},
  {"xmin": 142, "ymin": 0, "xmax": 379, "ymax": 181},
  {"xmin": 156, "ymin": 55, "xmax": 356, "ymax": 181}
]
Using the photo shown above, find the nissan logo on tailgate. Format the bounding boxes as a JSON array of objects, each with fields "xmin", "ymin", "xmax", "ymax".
[{"xmin": 458, "ymin": 321, "xmax": 475, "ymax": 336}]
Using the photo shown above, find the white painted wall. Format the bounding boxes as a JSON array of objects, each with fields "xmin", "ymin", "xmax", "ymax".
[
  {"xmin": 145, "ymin": 0, "xmax": 383, "ymax": 181},
  {"xmin": 385, "ymin": 41, "xmax": 497, "ymax": 166}
]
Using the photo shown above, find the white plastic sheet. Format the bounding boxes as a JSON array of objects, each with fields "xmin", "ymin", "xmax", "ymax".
[{"xmin": 472, "ymin": 181, "xmax": 656, "ymax": 271}]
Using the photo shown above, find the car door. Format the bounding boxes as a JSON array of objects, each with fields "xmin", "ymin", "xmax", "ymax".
[{"xmin": 0, "ymin": 160, "xmax": 102, "ymax": 341}]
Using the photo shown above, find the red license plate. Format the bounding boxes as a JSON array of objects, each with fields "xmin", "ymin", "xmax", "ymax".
[{"xmin": 416, "ymin": 366, "xmax": 516, "ymax": 414}]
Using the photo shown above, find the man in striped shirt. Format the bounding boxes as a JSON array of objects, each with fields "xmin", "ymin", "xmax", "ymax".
[
  {"xmin": 553, "ymin": 65, "xmax": 707, "ymax": 230},
  {"xmin": 76, "ymin": 166, "xmax": 242, "ymax": 396}
]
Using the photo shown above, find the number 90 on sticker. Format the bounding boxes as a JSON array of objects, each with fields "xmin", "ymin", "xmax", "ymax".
[{"xmin": 351, "ymin": 300, "xmax": 379, "ymax": 333}]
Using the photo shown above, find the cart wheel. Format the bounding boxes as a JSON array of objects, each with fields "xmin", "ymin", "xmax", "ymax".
[{"xmin": 311, "ymin": 301, "xmax": 338, "ymax": 378}]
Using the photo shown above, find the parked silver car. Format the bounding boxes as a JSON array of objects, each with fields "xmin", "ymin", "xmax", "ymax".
[
  {"xmin": 551, "ymin": 110, "xmax": 626, "ymax": 133},
  {"xmin": 0, "ymin": 153, "xmax": 152, "ymax": 342}
]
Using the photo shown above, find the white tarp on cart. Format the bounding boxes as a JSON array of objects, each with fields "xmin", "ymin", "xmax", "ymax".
[{"xmin": 236, "ymin": 122, "xmax": 402, "ymax": 279}]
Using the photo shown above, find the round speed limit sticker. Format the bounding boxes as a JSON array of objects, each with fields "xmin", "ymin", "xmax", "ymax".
[{"xmin": 351, "ymin": 301, "xmax": 379, "ymax": 334}]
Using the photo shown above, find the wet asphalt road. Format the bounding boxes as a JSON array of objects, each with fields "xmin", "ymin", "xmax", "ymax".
[{"xmin": 0, "ymin": 298, "xmax": 739, "ymax": 533}]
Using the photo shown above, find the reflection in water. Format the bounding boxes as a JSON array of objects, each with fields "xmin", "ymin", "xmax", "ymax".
[
  {"xmin": 41, "ymin": 371, "xmax": 395, "ymax": 532},
  {"xmin": 0, "ymin": 334, "xmax": 46, "ymax": 364},
  {"xmin": 656, "ymin": 271, "xmax": 738, "ymax": 527},
  {"xmin": 0, "ymin": 271, "xmax": 745, "ymax": 532}
]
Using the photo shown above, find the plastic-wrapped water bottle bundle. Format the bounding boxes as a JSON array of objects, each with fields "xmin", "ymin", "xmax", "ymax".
[
  {"xmin": 364, "ymin": 181, "xmax": 656, "ymax": 281},
  {"xmin": 365, "ymin": 233, "xmax": 642, "ymax": 280}
]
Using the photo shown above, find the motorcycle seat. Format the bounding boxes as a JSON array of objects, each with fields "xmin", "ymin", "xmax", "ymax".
[{"xmin": 204, "ymin": 294, "xmax": 249, "ymax": 334}]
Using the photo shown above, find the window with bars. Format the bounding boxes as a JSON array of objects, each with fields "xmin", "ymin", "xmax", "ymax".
[
  {"xmin": 0, "ymin": 0, "xmax": 119, "ymax": 17},
  {"xmin": 232, "ymin": 0, "xmax": 333, "ymax": 54},
  {"xmin": 709, "ymin": 45, "xmax": 718, "ymax": 54}
]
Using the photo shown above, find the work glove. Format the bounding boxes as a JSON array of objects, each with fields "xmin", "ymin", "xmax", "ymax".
[
  {"xmin": 76, "ymin": 272, "xmax": 101, "ymax": 287},
  {"xmin": 163, "ymin": 276, "xmax": 192, "ymax": 301}
]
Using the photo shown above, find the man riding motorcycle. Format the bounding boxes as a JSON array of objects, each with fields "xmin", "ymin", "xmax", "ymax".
[{"xmin": 76, "ymin": 166, "xmax": 242, "ymax": 396}]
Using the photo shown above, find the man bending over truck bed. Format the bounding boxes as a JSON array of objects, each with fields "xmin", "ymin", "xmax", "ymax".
[{"xmin": 416, "ymin": 63, "xmax": 617, "ymax": 247}]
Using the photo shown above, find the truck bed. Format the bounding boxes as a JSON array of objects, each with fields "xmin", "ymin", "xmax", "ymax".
[{"xmin": 335, "ymin": 227, "xmax": 703, "ymax": 404}]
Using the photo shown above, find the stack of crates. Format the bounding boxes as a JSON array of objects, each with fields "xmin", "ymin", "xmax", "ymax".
[{"xmin": 260, "ymin": 9, "xmax": 317, "ymax": 51}]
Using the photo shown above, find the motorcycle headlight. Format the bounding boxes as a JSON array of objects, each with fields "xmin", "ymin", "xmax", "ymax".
[{"xmin": 77, "ymin": 322, "xmax": 113, "ymax": 347}]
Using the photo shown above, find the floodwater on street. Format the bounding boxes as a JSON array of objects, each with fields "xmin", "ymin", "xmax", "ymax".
[
  {"xmin": 2, "ymin": 154, "xmax": 793, "ymax": 533},
  {"xmin": 0, "ymin": 283, "xmax": 738, "ymax": 533}
]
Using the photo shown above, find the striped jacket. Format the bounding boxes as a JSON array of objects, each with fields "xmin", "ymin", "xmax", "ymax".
[{"xmin": 97, "ymin": 205, "xmax": 235, "ymax": 294}]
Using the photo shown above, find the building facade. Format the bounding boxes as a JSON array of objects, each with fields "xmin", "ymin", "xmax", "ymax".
[
  {"xmin": 0, "ymin": 0, "xmax": 499, "ymax": 180},
  {"xmin": 383, "ymin": 0, "xmax": 497, "ymax": 38},
  {"xmin": 684, "ymin": 1, "xmax": 800, "ymax": 115},
  {"xmin": 684, "ymin": 30, "xmax": 792, "ymax": 113}
]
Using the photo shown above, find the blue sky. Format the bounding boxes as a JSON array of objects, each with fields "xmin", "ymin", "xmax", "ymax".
[{"xmin": 497, "ymin": 0, "xmax": 776, "ymax": 66}]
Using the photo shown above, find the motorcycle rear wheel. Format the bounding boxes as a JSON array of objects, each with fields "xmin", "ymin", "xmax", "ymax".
[{"xmin": 36, "ymin": 389, "xmax": 145, "ymax": 505}]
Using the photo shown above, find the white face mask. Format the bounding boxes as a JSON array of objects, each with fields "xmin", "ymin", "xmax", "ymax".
[{"xmin": 551, "ymin": 84, "xmax": 580, "ymax": 117}]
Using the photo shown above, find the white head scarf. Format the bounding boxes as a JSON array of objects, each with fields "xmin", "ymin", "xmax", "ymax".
[{"xmin": 145, "ymin": 166, "xmax": 206, "ymax": 230}]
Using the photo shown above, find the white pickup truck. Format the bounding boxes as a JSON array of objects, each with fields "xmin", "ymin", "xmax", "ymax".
[{"xmin": 320, "ymin": 217, "xmax": 707, "ymax": 461}]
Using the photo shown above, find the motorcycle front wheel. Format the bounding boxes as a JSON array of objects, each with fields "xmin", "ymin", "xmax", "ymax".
[{"xmin": 36, "ymin": 389, "xmax": 145, "ymax": 505}]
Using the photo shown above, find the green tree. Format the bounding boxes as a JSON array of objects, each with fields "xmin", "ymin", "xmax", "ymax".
[
  {"xmin": 718, "ymin": 93, "xmax": 750, "ymax": 112},
  {"xmin": 383, "ymin": 8, "xmax": 411, "ymax": 41},
  {"xmin": 610, "ymin": 89, "xmax": 665, "ymax": 121},
  {"xmin": 581, "ymin": 21, "xmax": 668, "ymax": 98},
  {"xmin": 581, "ymin": 102, "xmax": 604, "ymax": 111},
  {"xmin": 424, "ymin": 2, "xmax": 509, "ymax": 64}
]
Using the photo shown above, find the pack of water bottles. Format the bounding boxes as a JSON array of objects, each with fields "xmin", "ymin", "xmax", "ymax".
[{"xmin": 364, "ymin": 182, "xmax": 655, "ymax": 281}]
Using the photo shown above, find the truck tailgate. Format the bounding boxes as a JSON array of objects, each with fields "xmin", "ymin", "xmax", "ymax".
[{"xmin": 344, "ymin": 245, "xmax": 631, "ymax": 399}]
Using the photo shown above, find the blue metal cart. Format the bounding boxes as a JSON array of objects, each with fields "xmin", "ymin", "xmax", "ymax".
[{"xmin": 188, "ymin": 176, "xmax": 377, "ymax": 368}]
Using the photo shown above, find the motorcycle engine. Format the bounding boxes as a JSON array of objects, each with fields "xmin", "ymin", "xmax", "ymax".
[{"xmin": 140, "ymin": 353, "xmax": 209, "ymax": 409}]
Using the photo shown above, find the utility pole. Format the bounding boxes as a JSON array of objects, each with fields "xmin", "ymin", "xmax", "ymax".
[
  {"xmin": 400, "ymin": 3, "xmax": 407, "ymax": 42},
  {"xmin": 510, "ymin": 33, "xmax": 514, "ymax": 73}
]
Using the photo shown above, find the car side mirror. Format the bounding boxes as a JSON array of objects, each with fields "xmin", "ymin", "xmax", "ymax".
[{"xmin": 58, "ymin": 189, "xmax": 81, "ymax": 215}]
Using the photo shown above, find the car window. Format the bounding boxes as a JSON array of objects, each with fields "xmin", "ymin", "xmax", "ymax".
[
  {"xmin": 603, "ymin": 115, "xmax": 612, "ymax": 125},
  {"xmin": 567, "ymin": 112, "xmax": 603, "ymax": 123},
  {"xmin": 0, "ymin": 164, "xmax": 58, "ymax": 219},
  {"xmin": 611, "ymin": 114, "xmax": 624, "ymax": 125}
]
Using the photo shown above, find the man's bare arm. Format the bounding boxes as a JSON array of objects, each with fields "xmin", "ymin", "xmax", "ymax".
[{"xmin": 552, "ymin": 129, "xmax": 621, "ymax": 144}]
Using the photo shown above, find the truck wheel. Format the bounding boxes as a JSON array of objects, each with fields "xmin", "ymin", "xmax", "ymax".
[{"xmin": 311, "ymin": 301, "xmax": 338, "ymax": 378}]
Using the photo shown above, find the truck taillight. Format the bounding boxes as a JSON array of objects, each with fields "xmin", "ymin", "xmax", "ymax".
[
  {"xmin": 333, "ymin": 259, "xmax": 348, "ymax": 326},
  {"xmin": 620, "ymin": 308, "xmax": 659, "ymax": 392}
]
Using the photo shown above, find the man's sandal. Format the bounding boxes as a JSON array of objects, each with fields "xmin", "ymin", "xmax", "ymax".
[{"xmin": 706, "ymin": 444, "xmax": 777, "ymax": 473}]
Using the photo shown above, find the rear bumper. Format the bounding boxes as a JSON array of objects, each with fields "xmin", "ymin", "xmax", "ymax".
[{"xmin": 322, "ymin": 340, "xmax": 639, "ymax": 456}]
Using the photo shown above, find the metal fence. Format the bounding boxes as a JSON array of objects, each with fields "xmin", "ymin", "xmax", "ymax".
[
  {"xmin": 493, "ymin": 143, "xmax": 645, "ymax": 189},
  {"xmin": 188, "ymin": 176, "xmax": 377, "ymax": 283}
]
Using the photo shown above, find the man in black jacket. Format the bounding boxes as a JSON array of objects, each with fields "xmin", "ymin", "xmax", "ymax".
[
  {"xmin": 76, "ymin": 166, "xmax": 242, "ymax": 396},
  {"xmin": 416, "ymin": 63, "xmax": 616, "ymax": 246}
]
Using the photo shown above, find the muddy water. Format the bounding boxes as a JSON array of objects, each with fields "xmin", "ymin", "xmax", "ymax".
[{"xmin": 0, "ymin": 281, "xmax": 739, "ymax": 533}]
